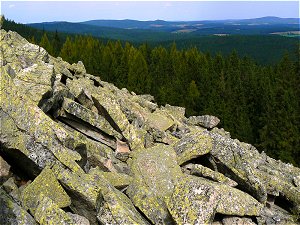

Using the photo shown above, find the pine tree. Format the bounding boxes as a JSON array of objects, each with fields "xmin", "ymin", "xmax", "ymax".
[
  {"xmin": 60, "ymin": 36, "xmax": 73, "ymax": 63},
  {"xmin": 29, "ymin": 36, "xmax": 36, "ymax": 44},
  {"xmin": 52, "ymin": 30, "xmax": 61, "ymax": 56},
  {"xmin": 39, "ymin": 33, "xmax": 53, "ymax": 55},
  {"xmin": 127, "ymin": 50, "xmax": 150, "ymax": 94},
  {"xmin": 186, "ymin": 80, "xmax": 200, "ymax": 115}
]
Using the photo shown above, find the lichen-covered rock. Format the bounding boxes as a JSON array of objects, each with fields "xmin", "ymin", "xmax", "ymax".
[
  {"xmin": 146, "ymin": 109, "xmax": 175, "ymax": 132},
  {"xmin": 209, "ymin": 131, "xmax": 300, "ymax": 211},
  {"xmin": 0, "ymin": 156, "xmax": 11, "ymax": 184},
  {"xmin": 186, "ymin": 163, "xmax": 238, "ymax": 187},
  {"xmin": 166, "ymin": 176, "xmax": 262, "ymax": 224},
  {"xmin": 132, "ymin": 95, "xmax": 158, "ymax": 112},
  {"xmin": 294, "ymin": 175, "xmax": 300, "ymax": 187},
  {"xmin": 70, "ymin": 61, "xmax": 86, "ymax": 76},
  {"xmin": 3, "ymin": 177, "xmax": 22, "ymax": 204},
  {"xmin": 93, "ymin": 172, "xmax": 150, "ymax": 225},
  {"xmin": 173, "ymin": 128, "xmax": 213, "ymax": 165},
  {"xmin": 34, "ymin": 195, "xmax": 85, "ymax": 225},
  {"xmin": 0, "ymin": 187, "xmax": 37, "ymax": 225},
  {"xmin": 21, "ymin": 166, "xmax": 71, "ymax": 214},
  {"xmin": 51, "ymin": 163, "xmax": 102, "ymax": 224},
  {"xmin": 92, "ymin": 92, "xmax": 145, "ymax": 150},
  {"xmin": 166, "ymin": 176, "xmax": 221, "ymax": 224},
  {"xmin": 89, "ymin": 168, "xmax": 132, "ymax": 189},
  {"xmin": 12, "ymin": 61, "xmax": 55, "ymax": 105},
  {"xmin": 0, "ymin": 30, "xmax": 49, "ymax": 72},
  {"xmin": 216, "ymin": 181, "xmax": 263, "ymax": 216},
  {"xmin": 127, "ymin": 144, "xmax": 183, "ymax": 224},
  {"xmin": 61, "ymin": 97, "xmax": 122, "ymax": 140},
  {"xmin": 222, "ymin": 216, "xmax": 256, "ymax": 225},
  {"xmin": 209, "ymin": 132, "xmax": 268, "ymax": 203},
  {"xmin": 0, "ymin": 67, "xmax": 84, "ymax": 174},
  {"xmin": 257, "ymin": 204, "xmax": 298, "ymax": 225},
  {"xmin": 186, "ymin": 115, "xmax": 220, "ymax": 128}
]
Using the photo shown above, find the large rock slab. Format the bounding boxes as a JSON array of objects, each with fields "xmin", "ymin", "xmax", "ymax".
[
  {"xmin": 89, "ymin": 168, "xmax": 132, "ymax": 189},
  {"xmin": 186, "ymin": 115, "xmax": 220, "ymax": 128},
  {"xmin": 92, "ymin": 172, "xmax": 150, "ymax": 225},
  {"xmin": 166, "ymin": 176, "xmax": 262, "ymax": 224},
  {"xmin": 51, "ymin": 163, "xmax": 102, "ymax": 224},
  {"xmin": 173, "ymin": 128, "xmax": 213, "ymax": 165},
  {"xmin": 61, "ymin": 97, "xmax": 122, "ymax": 140},
  {"xmin": 0, "ymin": 67, "xmax": 85, "ymax": 175},
  {"xmin": 209, "ymin": 131, "xmax": 300, "ymax": 212},
  {"xmin": 127, "ymin": 144, "xmax": 183, "ymax": 224},
  {"xmin": 0, "ymin": 30, "xmax": 49, "ymax": 72},
  {"xmin": 166, "ymin": 176, "xmax": 221, "ymax": 224},
  {"xmin": 34, "ymin": 195, "xmax": 88, "ymax": 225},
  {"xmin": 21, "ymin": 166, "xmax": 71, "ymax": 213},
  {"xmin": 185, "ymin": 163, "xmax": 237, "ymax": 187}
]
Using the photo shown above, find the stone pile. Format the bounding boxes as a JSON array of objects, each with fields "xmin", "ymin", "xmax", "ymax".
[{"xmin": 1, "ymin": 30, "xmax": 299, "ymax": 225}]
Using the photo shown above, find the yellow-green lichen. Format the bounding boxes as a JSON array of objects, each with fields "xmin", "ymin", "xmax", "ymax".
[
  {"xmin": 34, "ymin": 195, "xmax": 74, "ymax": 225},
  {"xmin": 21, "ymin": 166, "xmax": 71, "ymax": 214},
  {"xmin": 173, "ymin": 130, "xmax": 213, "ymax": 165},
  {"xmin": 89, "ymin": 168, "xmax": 132, "ymax": 189}
]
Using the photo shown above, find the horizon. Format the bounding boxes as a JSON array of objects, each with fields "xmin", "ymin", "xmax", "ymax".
[
  {"xmin": 1, "ymin": 1, "xmax": 299, "ymax": 23},
  {"xmin": 25, "ymin": 16, "xmax": 300, "ymax": 24}
]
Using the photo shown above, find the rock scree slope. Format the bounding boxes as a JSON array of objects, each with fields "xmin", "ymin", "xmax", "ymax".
[{"xmin": 0, "ymin": 29, "xmax": 300, "ymax": 225}]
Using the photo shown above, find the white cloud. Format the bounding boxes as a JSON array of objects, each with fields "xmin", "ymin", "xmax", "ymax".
[{"xmin": 8, "ymin": 4, "xmax": 15, "ymax": 9}]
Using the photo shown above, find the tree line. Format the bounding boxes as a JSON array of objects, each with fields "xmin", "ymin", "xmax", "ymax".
[{"xmin": 2, "ymin": 18, "xmax": 300, "ymax": 166}]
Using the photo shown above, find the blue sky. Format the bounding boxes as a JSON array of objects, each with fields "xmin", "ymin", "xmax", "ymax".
[{"xmin": 1, "ymin": 1, "xmax": 299, "ymax": 23}]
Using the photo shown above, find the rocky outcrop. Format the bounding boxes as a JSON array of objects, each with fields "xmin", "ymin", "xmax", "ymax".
[{"xmin": 0, "ymin": 29, "xmax": 299, "ymax": 225}]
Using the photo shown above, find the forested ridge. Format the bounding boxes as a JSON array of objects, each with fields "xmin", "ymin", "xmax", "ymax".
[
  {"xmin": 3, "ymin": 17, "xmax": 299, "ymax": 64},
  {"xmin": 2, "ymin": 17, "xmax": 300, "ymax": 166}
]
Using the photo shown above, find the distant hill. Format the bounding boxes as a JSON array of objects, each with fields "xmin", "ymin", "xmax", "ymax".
[
  {"xmin": 81, "ymin": 16, "xmax": 299, "ymax": 31},
  {"xmin": 28, "ymin": 17, "xmax": 300, "ymax": 39},
  {"xmin": 26, "ymin": 17, "xmax": 300, "ymax": 64},
  {"xmin": 28, "ymin": 21, "xmax": 182, "ymax": 42},
  {"xmin": 3, "ymin": 17, "xmax": 299, "ymax": 65}
]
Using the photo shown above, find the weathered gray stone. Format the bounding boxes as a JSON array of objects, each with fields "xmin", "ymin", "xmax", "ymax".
[
  {"xmin": 186, "ymin": 163, "xmax": 238, "ymax": 187},
  {"xmin": 222, "ymin": 216, "xmax": 256, "ymax": 225},
  {"xmin": 67, "ymin": 213, "xmax": 90, "ymax": 225},
  {"xmin": 34, "ymin": 195, "xmax": 81, "ymax": 225},
  {"xmin": 93, "ymin": 172, "xmax": 150, "ymax": 225},
  {"xmin": 0, "ymin": 187, "xmax": 37, "ymax": 225},
  {"xmin": 0, "ymin": 156, "xmax": 11, "ymax": 184},
  {"xmin": 257, "ymin": 204, "xmax": 298, "ymax": 225},
  {"xmin": 89, "ymin": 167, "xmax": 132, "ymax": 189},
  {"xmin": 21, "ymin": 166, "xmax": 71, "ymax": 214},
  {"xmin": 51, "ymin": 163, "xmax": 102, "ymax": 224},
  {"xmin": 61, "ymin": 97, "xmax": 122, "ymax": 140},
  {"xmin": 166, "ymin": 176, "xmax": 221, "ymax": 224},
  {"xmin": 127, "ymin": 144, "xmax": 183, "ymax": 225},
  {"xmin": 293, "ymin": 175, "xmax": 300, "ymax": 187},
  {"xmin": 70, "ymin": 61, "xmax": 86, "ymax": 76},
  {"xmin": 166, "ymin": 175, "xmax": 262, "ymax": 225},
  {"xmin": 173, "ymin": 128, "xmax": 212, "ymax": 165},
  {"xmin": 187, "ymin": 115, "xmax": 220, "ymax": 128}
]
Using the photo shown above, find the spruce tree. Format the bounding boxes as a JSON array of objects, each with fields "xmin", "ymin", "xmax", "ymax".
[{"xmin": 39, "ymin": 33, "xmax": 53, "ymax": 55}]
